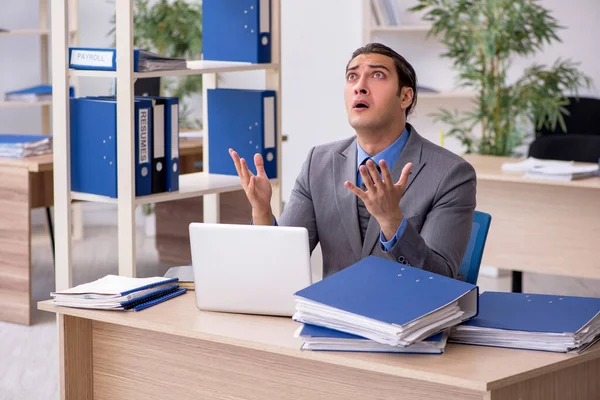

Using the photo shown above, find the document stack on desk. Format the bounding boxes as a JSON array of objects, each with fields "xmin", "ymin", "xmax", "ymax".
[
  {"xmin": 449, "ymin": 292, "xmax": 600, "ymax": 353},
  {"xmin": 0, "ymin": 134, "xmax": 52, "ymax": 158},
  {"xmin": 500, "ymin": 156, "xmax": 599, "ymax": 181},
  {"xmin": 163, "ymin": 265, "xmax": 194, "ymax": 290},
  {"xmin": 292, "ymin": 256, "xmax": 478, "ymax": 351},
  {"xmin": 296, "ymin": 323, "xmax": 449, "ymax": 354},
  {"xmin": 524, "ymin": 164, "xmax": 599, "ymax": 181},
  {"xmin": 50, "ymin": 275, "xmax": 187, "ymax": 311}
]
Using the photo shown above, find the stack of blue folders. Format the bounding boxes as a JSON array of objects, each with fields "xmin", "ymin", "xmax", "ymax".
[
  {"xmin": 296, "ymin": 324, "xmax": 449, "ymax": 354},
  {"xmin": 449, "ymin": 292, "xmax": 600, "ymax": 353},
  {"xmin": 0, "ymin": 134, "xmax": 52, "ymax": 158},
  {"xmin": 50, "ymin": 275, "xmax": 187, "ymax": 312},
  {"xmin": 292, "ymin": 256, "xmax": 479, "ymax": 353}
]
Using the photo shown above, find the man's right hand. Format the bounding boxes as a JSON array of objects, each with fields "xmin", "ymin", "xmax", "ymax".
[{"xmin": 229, "ymin": 148, "xmax": 273, "ymax": 225}]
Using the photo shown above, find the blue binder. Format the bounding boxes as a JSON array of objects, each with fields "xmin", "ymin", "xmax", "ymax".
[
  {"xmin": 298, "ymin": 324, "xmax": 448, "ymax": 354},
  {"xmin": 70, "ymin": 97, "xmax": 153, "ymax": 197},
  {"xmin": 143, "ymin": 96, "xmax": 180, "ymax": 192},
  {"xmin": 449, "ymin": 292, "xmax": 600, "ymax": 353},
  {"xmin": 202, "ymin": 0, "xmax": 271, "ymax": 63},
  {"xmin": 460, "ymin": 292, "xmax": 600, "ymax": 334},
  {"xmin": 293, "ymin": 256, "xmax": 478, "ymax": 346},
  {"xmin": 207, "ymin": 88, "xmax": 277, "ymax": 178},
  {"xmin": 83, "ymin": 95, "xmax": 180, "ymax": 192}
]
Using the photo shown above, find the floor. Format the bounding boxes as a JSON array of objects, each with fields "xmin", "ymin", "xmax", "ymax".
[{"xmin": 1, "ymin": 206, "xmax": 599, "ymax": 400}]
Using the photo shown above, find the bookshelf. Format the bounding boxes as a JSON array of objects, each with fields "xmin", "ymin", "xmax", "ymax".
[
  {"xmin": 50, "ymin": 0, "xmax": 283, "ymax": 290},
  {"xmin": 0, "ymin": 0, "xmax": 79, "ymax": 134}
]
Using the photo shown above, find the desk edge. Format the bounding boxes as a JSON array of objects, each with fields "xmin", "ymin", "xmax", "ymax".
[{"xmin": 38, "ymin": 300, "xmax": 487, "ymax": 392}]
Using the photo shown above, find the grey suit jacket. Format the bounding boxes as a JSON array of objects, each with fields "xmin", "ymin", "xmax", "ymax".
[{"xmin": 278, "ymin": 123, "xmax": 477, "ymax": 279}]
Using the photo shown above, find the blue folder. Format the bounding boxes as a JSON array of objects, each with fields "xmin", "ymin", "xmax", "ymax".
[
  {"xmin": 0, "ymin": 134, "xmax": 49, "ymax": 144},
  {"xmin": 121, "ymin": 285, "xmax": 187, "ymax": 311},
  {"xmin": 450, "ymin": 292, "xmax": 600, "ymax": 353},
  {"xmin": 461, "ymin": 292, "xmax": 600, "ymax": 334},
  {"xmin": 202, "ymin": 0, "xmax": 271, "ymax": 63},
  {"xmin": 70, "ymin": 97, "xmax": 153, "ymax": 197},
  {"xmin": 298, "ymin": 323, "xmax": 448, "ymax": 354},
  {"xmin": 293, "ymin": 256, "xmax": 478, "ymax": 347},
  {"xmin": 207, "ymin": 88, "xmax": 277, "ymax": 178},
  {"xmin": 5, "ymin": 84, "xmax": 75, "ymax": 98}
]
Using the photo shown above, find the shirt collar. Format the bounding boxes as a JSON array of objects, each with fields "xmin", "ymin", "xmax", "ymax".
[{"xmin": 356, "ymin": 127, "xmax": 410, "ymax": 173}]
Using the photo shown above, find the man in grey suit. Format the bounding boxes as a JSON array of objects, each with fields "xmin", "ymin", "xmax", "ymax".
[{"xmin": 229, "ymin": 42, "xmax": 476, "ymax": 280}]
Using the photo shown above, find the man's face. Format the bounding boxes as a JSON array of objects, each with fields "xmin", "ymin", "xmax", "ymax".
[{"xmin": 344, "ymin": 53, "xmax": 408, "ymax": 131}]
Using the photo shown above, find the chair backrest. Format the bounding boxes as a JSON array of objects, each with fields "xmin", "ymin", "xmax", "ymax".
[
  {"xmin": 458, "ymin": 211, "xmax": 492, "ymax": 285},
  {"xmin": 528, "ymin": 134, "xmax": 600, "ymax": 163},
  {"xmin": 536, "ymin": 96, "xmax": 600, "ymax": 136}
]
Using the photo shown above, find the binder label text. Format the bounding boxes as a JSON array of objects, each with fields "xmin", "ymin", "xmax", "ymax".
[
  {"xmin": 71, "ymin": 50, "xmax": 113, "ymax": 67},
  {"xmin": 139, "ymin": 109, "xmax": 149, "ymax": 164},
  {"xmin": 171, "ymin": 104, "xmax": 179, "ymax": 159}
]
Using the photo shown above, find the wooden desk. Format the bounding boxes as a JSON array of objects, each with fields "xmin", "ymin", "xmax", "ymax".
[
  {"xmin": 39, "ymin": 294, "xmax": 600, "ymax": 400},
  {"xmin": 463, "ymin": 155, "xmax": 600, "ymax": 289},
  {"xmin": 0, "ymin": 154, "xmax": 53, "ymax": 325},
  {"xmin": 0, "ymin": 139, "xmax": 205, "ymax": 325}
]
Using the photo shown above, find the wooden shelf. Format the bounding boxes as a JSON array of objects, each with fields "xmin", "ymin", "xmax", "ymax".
[
  {"xmin": 0, "ymin": 28, "xmax": 77, "ymax": 37},
  {"xmin": 418, "ymin": 91, "xmax": 475, "ymax": 100},
  {"xmin": 69, "ymin": 61, "xmax": 280, "ymax": 79},
  {"xmin": 71, "ymin": 172, "xmax": 277, "ymax": 206},
  {"xmin": 370, "ymin": 25, "xmax": 432, "ymax": 33},
  {"xmin": 0, "ymin": 100, "xmax": 52, "ymax": 107}
]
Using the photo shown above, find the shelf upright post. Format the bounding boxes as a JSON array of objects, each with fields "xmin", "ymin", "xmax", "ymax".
[
  {"xmin": 362, "ymin": 0, "xmax": 372, "ymax": 45},
  {"xmin": 115, "ymin": 0, "xmax": 137, "ymax": 277},
  {"xmin": 50, "ymin": 0, "xmax": 73, "ymax": 291},
  {"xmin": 266, "ymin": 0, "xmax": 282, "ymax": 218},
  {"xmin": 39, "ymin": 0, "xmax": 51, "ymax": 134},
  {"xmin": 202, "ymin": 73, "xmax": 220, "ymax": 224}
]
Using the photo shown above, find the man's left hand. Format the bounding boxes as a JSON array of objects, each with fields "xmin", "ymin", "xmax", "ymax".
[{"xmin": 345, "ymin": 159, "xmax": 413, "ymax": 241}]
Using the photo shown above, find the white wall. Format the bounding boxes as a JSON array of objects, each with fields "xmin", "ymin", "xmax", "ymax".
[{"xmin": 280, "ymin": 0, "xmax": 364, "ymax": 203}]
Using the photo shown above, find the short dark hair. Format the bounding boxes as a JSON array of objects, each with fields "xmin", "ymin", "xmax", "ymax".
[{"xmin": 347, "ymin": 42, "xmax": 418, "ymax": 116}]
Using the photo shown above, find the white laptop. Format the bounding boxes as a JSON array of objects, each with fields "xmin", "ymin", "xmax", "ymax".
[{"xmin": 188, "ymin": 222, "xmax": 313, "ymax": 316}]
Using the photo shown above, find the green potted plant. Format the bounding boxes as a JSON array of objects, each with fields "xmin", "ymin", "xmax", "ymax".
[{"xmin": 410, "ymin": 0, "xmax": 592, "ymax": 156}]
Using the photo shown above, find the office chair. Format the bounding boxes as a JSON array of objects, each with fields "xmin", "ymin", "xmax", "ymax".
[
  {"xmin": 528, "ymin": 135, "xmax": 600, "ymax": 163},
  {"xmin": 536, "ymin": 96, "xmax": 600, "ymax": 137},
  {"xmin": 458, "ymin": 211, "xmax": 492, "ymax": 285}
]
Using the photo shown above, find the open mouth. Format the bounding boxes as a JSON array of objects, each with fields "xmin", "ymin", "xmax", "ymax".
[{"xmin": 353, "ymin": 100, "xmax": 370, "ymax": 109}]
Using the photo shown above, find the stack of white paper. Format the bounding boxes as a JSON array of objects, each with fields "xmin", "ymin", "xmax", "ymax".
[
  {"xmin": 501, "ymin": 157, "xmax": 573, "ymax": 172},
  {"xmin": 524, "ymin": 164, "xmax": 599, "ymax": 181},
  {"xmin": 0, "ymin": 135, "xmax": 52, "ymax": 158},
  {"xmin": 51, "ymin": 275, "xmax": 182, "ymax": 310}
]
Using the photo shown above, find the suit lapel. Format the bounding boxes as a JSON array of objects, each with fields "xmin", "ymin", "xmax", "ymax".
[
  {"xmin": 361, "ymin": 125, "xmax": 427, "ymax": 258},
  {"xmin": 333, "ymin": 139, "xmax": 362, "ymax": 260}
]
